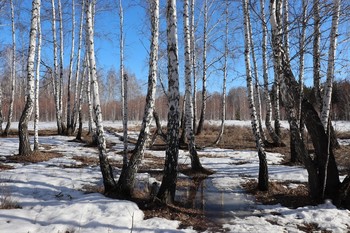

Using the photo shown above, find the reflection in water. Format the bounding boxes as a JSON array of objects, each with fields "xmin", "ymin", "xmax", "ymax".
[{"xmin": 176, "ymin": 176, "xmax": 255, "ymax": 223}]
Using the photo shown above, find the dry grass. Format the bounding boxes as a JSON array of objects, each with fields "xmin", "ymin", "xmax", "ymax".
[
  {"xmin": 6, "ymin": 151, "xmax": 63, "ymax": 164},
  {"xmin": 0, "ymin": 180, "xmax": 21, "ymax": 209}
]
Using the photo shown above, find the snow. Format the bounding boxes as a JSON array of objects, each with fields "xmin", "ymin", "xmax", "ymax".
[{"xmin": 1, "ymin": 121, "xmax": 350, "ymax": 232}]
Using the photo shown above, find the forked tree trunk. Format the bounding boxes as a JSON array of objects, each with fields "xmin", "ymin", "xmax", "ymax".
[
  {"xmin": 85, "ymin": 0, "xmax": 117, "ymax": 195},
  {"xmin": 19, "ymin": 0, "xmax": 41, "ymax": 156},
  {"xmin": 4, "ymin": 0, "xmax": 16, "ymax": 136},
  {"xmin": 157, "ymin": 0, "xmax": 180, "ymax": 204},
  {"xmin": 34, "ymin": 4, "xmax": 42, "ymax": 151},
  {"xmin": 243, "ymin": 0, "xmax": 268, "ymax": 191},
  {"xmin": 260, "ymin": 0, "xmax": 281, "ymax": 146},
  {"xmin": 117, "ymin": 0, "xmax": 159, "ymax": 198},
  {"xmin": 183, "ymin": 0, "xmax": 203, "ymax": 171}
]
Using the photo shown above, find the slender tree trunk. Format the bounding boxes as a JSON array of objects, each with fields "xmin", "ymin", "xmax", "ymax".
[
  {"xmin": 51, "ymin": 0, "xmax": 62, "ymax": 135},
  {"xmin": 75, "ymin": 56, "xmax": 86, "ymax": 141},
  {"xmin": 117, "ymin": 0, "xmax": 159, "ymax": 198},
  {"xmin": 214, "ymin": 0, "xmax": 228, "ymax": 145},
  {"xmin": 19, "ymin": 0, "xmax": 41, "ymax": 156},
  {"xmin": 4, "ymin": 0, "xmax": 16, "ymax": 136},
  {"xmin": 34, "ymin": 3, "xmax": 42, "ymax": 151},
  {"xmin": 196, "ymin": 0, "xmax": 208, "ymax": 135},
  {"xmin": 248, "ymin": 10, "xmax": 266, "ymax": 144},
  {"xmin": 157, "ymin": 0, "xmax": 180, "ymax": 204},
  {"xmin": 85, "ymin": 0, "xmax": 117, "ymax": 195},
  {"xmin": 313, "ymin": 0, "xmax": 321, "ymax": 110},
  {"xmin": 243, "ymin": 0, "xmax": 268, "ymax": 191},
  {"xmin": 86, "ymin": 55, "xmax": 93, "ymax": 135},
  {"xmin": 119, "ymin": 0, "xmax": 128, "ymax": 171},
  {"xmin": 66, "ymin": 0, "xmax": 75, "ymax": 135},
  {"xmin": 72, "ymin": 0, "xmax": 85, "ymax": 131},
  {"xmin": 190, "ymin": 0, "xmax": 197, "ymax": 134},
  {"xmin": 58, "ymin": 0, "xmax": 65, "ymax": 132},
  {"xmin": 260, "ymin": 0, "xmax": 281, "ymax": 146},
  {"xmin": 183, "ymin": 0, "xmax": 203, "ymax": 171},
  {"xmin": 321, "ymin": 0, "xmax": 341, "ymax": 129}
]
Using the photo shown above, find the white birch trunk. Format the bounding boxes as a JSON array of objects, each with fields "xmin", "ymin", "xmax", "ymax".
[
  {"xmin": 19, "ymin": 0, "xmax": 40, "ymax": 156},
  {"xmin": 243, "ymin": 0, "xmax": 268, "ymax": 190},
  {"xmin": 85, "ymin": 0, "xmax": 116, "ymax": 194},
  {"xmin": 72, "ymin": 0, "xmax": 85, "ymax": 131},
  {"xmin": 313, "ymin": 0, "xmax": 321, "ymax": 110},
  {"xmin": 321, "ymin": 0, "xmax": 341, "ymax": 129},
  {"xmin": 34, "ymin": 3, "xmax": 42, "ymax": 151},
  {"xmin": 4, "ymin": 0, "xmax": 16, "ymax": 136},
  {"xmin": 190, "ymin": 0, "xmax": 197, "ymax": 133},
  {"xmin": 66, "ymin": 0, "xmax": 75, "ymax": 134},
  {"xmin": 184, "ymin": 0, "xmax": 203, "ymax": 170},
  {"xmin": 119, "ymin": 0, "xmax": 128, "ymax": 165},
  {"xmin": 157, "ymin": 0, "xmax": 180, "ymax": 204},
  {"xmin": 260, "ymin": 0, "xmax": 281, "ymax": 145},
  {"xmin": 58, "ymin": 0, "xmax": 64, "ymax": 131},
  {"xmin": 51, "ymin": 0, "xmax": 62, "ymax": 134},
  {"xmin": 86, "ymin": 54, "xmax": 93, "ymax": 134},
  {"xmin": 282, "ymin": 0, "xmax": 290, "ymax": 62},
  {"xmin": 214, "ymin": 0, "xmax": 228, "ymax": 145}
]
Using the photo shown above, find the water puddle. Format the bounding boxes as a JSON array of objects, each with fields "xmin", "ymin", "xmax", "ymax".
[{"xmin": 175, "ymin": 176, "xmax": 255, "ymax": 223}]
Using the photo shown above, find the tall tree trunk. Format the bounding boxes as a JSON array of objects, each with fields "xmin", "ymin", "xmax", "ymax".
[
  {"xmin": 196, "ymin": 0, "xmax": 208, "ymax": 135},
  {"xmin": 76, "ymin": 56, "xmax": 87, "ymax": 141},
  {"xmin": 66, "ymin": 0, "xmax": 75, "ymax": 135},
  {"xmin": 321, "ymin": 0, "xmax": 341, "ymax": 129},
  {"xmin": 117, "ymin": 0, "xmax": 159, "ymax": 198},
  {"xmin": 248, "ymin": 9, "xmax": 266, "ymax": 144},
  {"xmin": 51, "ymin": 0, "xmax": 62, "ymax": 135},
  {"xmin": 72, "ymin": 0, "xmax": 85, "ymax": 132},
  {"xmin": 34, "ymin": 3, "xmax": 42, "ymax": 151},
  {"xmin": 58, "ymin": 0, "xmax": 65, "ymax": 133},
  {"xmin": 214, "ymin": 0, "xmax": 228, "ymax": 145},
  {"xmin": 119, "ymin": 0, "xmax": 128, "ymax": 171},
  {"xmin": 86, "ymin": 54, "xmax": 93, "ymax": 135},
  {"xmin": 243, "ymin": 0, "xmax": 268, "ymax": 191},
  {"xmin": 3, "ymin": 0, "xmax": 16, "ymax": 136},
  {"xmin": 313, "ymin": 0, "xmax": 321, "ymax": 110},
  {"xmin": 260, "ymin": 0, "xmax": 281, "ymax": 146},
  {"xmin": 85, "ymin": 0, "xmax": 117, "ymax": 195},
  {"xmin": 190, "ymin": 0, "xmax": 197, "ymax": 134},
  {"xmin": 19, "ymin": 0, "xmax": 41, "ymax": 156},
  {"xmin": 183, "ymin": 0, "xmax": 203, "ymax": 171},
  {"xmin": 157, "ymin": 0, "xmax": 180, "ymax": 204}
]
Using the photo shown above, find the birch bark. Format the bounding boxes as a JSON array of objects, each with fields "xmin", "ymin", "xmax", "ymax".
[
  {"xmin": 157, "ymin": 0, "xmax": 180, "ymax": 204},
  {"xmin": 19, "ymin": 0, "xmax": 41, "ymax": 156}
]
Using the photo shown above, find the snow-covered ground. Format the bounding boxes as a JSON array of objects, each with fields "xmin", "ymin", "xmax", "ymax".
[{"xmin": 0, "ymin": 121, "xmax": 349, "ymax": 232}]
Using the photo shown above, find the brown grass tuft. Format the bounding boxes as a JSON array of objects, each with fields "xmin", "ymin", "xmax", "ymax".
[{"xmin": 7, "ymin": 151, "xmax": 63, "ymax": 163}]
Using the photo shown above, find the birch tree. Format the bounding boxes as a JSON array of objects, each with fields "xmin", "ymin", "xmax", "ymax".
[
  {"xmin": 34, "ymin": 2, "xmax": 42, "ymax": 151},
  {"xmin": 243, "ymin": 0, "xmax": 268, "ymax": 191},
  {"xmin": 85, "ymin": 0, "xmax": 117, "ymax": 195},
  {"xmin": 66, "ymin": 0, "xmax": 76, "ymax": 135},
  {"xmin": 214, "ymin": 0, "xmax": 228, "ymax": 145},
  {"xmin": 270, "ymin": 0, "xmax": 341, "ymax": 200},
  {"xmin": 58, "ymin": 0, "xmax": 64, "ymax": 132},
  {"xmin": 190, "ymin": 0, "xmax": 197, "ymax": 133},
  {"xmin": 313, "ymin": 0, "xmax": 321, "ymax": 110},
  {"xmin": 260, "ymin": 0, "xmax": 281, "ymax": 146},
  {"xmin": 3, "ymin": 0, "xmax": 16, "ymax": 136},
  {"xmin": 183, "ymin": 0, "xmax": 204, "ymax": 171},
  {"xmin": 51, "ymin": 0, "xmax": 63, "ymax": 134},
  {"xmin": 72, "ymin": 0, "xmax": 85, "ymax": 131},
  {"xmin": 119, "ymin": 0, "xmax": 128, "ymax": 170},
  {"xmin": 117, "ymin": 0, "xmax": 159, "ymax": 197},
  {"xmin": 18, "ymin": 0, "xmax": 40, "ymax": 156},
  {"xmin": 196, "ymin": 0, "xmax": 208, "ymax": 135},
  {"xmin": 157, "ymin": 0, "xmax": 180, "ymax": 204},
  {"xmin": 321, "ymin": 0, "xmax": 341, "ymax": 129}
]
